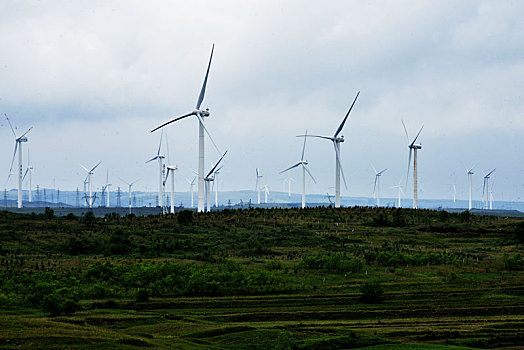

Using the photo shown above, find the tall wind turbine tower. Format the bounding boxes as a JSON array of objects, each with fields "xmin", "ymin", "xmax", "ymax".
[
  {"xmin": 255, "ymin": 168, "xmax": 263, "ymax": 204},
  {"xmin": 482, "ymin": 169, "xmax": 495, "ymax": 210},
  {"xmin": 152, "ymin": 45, "xmax": 221, "ymax": 213},
  {"xmin": 105, "ymin": 169, "xmax": 111, "ymax": 207},
  {"xmin": 402, "ymin": 120, "xmax": 424, "ymax": 209},
  {"xmin": 280, "ymin": 130, "xmax": 316, "ymax": 209},
  {"xmin": 5, "ymin": 114, "xmax": 33, "ymax": 208},
  {"xmin": 464, "ymin": 165, "xmax": 475, "ymax": 210},
  {"xmin": 391, "ymin": 181, "xmax": 404, "ymax": 208},
  {"xmin": 299, "ymin": 92, "xmax": 360, "ymax": 208},
  {"xmin": 371, "ymin": 164, "xmax": 387, "ymax": 207},
  {"xmin": 164, "ymin": 134, "xmax": 178, "ymax": 214}
]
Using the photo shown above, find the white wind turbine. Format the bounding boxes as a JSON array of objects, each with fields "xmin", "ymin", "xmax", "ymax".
[
  {"xmin": 255, "ymin": 168, "xmax": 263, "ymax": 204},
  {"xmin": 80, "ymin": 161, "xmax": 101, "ymax": 209},
  {"xmin": 280, "ymin": 130, "xmax": 316, "ymax": 209},
  {"xmin": 186, "ymin": 177, "xmax": 196, "ymax": 208},
  {"xmin": 204, "ymin": 152, "xmax": 227, "ymax": 212},
  {"xmin": 5, "ymin": 114, "xmax": 33, "ymax": 208},
  {"xmin": 104, "ymin": 169, "xmax": 111, "ymax": 207},
  {"xmin": 299, "ymin": 92, "xmax": 360, "ymax": 208},
  {"xmin": 151, "ymin": 44, "xmax": 221, "ymax": 213},
  {"xmin": 22, "ymin": 149, "xmax": 34, "ymax": 203},
  {"xmin": 164, "ymin": 135, "xmax": 178, "ymax": 214},
  {"xmin": 371, "ymin": 164, "xmax": 387, "ymax": 207},
  {"xmin": 482, "ymin": 168, "xmax": 495, "ymax": 210},
  {"xmin": 146, "ymin": 131, "xmax": 166, "ymax": 209},
  {"xmin": 120, "ymin": 178, "xmax": 139, "ymax": 214},
  {"xmin": 213, "ymin": 165, "xmax": 223, "ymax": 208},
  {"xmin": 402, "ymin": 120, "xmax": 424, "ymax": 209},
  {"xmin": 464, "ymin": 165, "xmax": 475, "ymax": 210},
  {"xmin": 283, "ymin": 176, "xmax": 294, "ymax": 197},
  {"xmin": 391, "ymin": 181, "xmax": 405, "ymax": 208},
  {"xmin": 263, "ymin": 185, "xmax": 270, "ymax": 204}
]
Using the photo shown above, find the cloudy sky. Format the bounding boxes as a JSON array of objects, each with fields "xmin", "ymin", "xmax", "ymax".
[{"xmin": 1, "ymin": 0, "xmax": 523, "ymax": 202}]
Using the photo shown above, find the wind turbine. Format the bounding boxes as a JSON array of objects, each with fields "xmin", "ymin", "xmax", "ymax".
[
  {"xmin": 22, "ymin": 149, "xmax": 34, "ymax": 203},
  {"xmin": 146, "ymin": 131, "xmax": 165, "ymax": 209},
  {"xmin": 280, "ymin": 130, "xmax": 317, "ymax": 209},
  {"xmin": 80, "ymin": 161, "xmax": 101, "ymax": 209},
  {"xmin": 482, "ymin": 168, "xmax": 495, "ymax": 210},
  {"xmin": 164, "ymin": 166, "xmax": 178, "ymax": 214},
  {"xmin": 464, "ymin": 165, "xmax": 474, "ymax": 210},
  {"xmin": 104, "ymin": 169, "xmax": 111, "ymax": 207},
  {"xmin": 186, "ymin": 177, "xmax": 196, "ymax": 208},
  {"xmin": 5, "ymin": 114, "xmax": 33, "ymax": 208},
  {"xmin": 213, "ymin": 165, "xmax": 223, "ymax": 208},
  {"xmin": 164, "ymin": 134, "xmax": 178, "ymax": 214},
  {"xmin": 298, "ymin": 92, "xmax": 360, "ymax": 208},
  {"xmin": 402, "ymin": 120, "xmax": 424, "ymax": 209},
  {"xmin": 325, "ymin": 192, "xmax": 334, "ymax": 205},
  {"xmin": 255, "ymin": 168, "xmax": 263, "ymax": 204},
  {"xmin": 391, "ymin": 181, "xmax": 405, "ymax": 208},
  {"xmin": 151, "ymin": 44, "xmax": 221, "ymax": 213},
  {"xmin": 489, "ymin": 185, "xmax": 494, "ymax": 210},
  {"xmin": 120, "ymin": 178, "xmax": 139, "ymax": 214},
  {"xmin": 283, "ymin": 176, "xmax": 294, "ymax": 197},
  {"xmin": 263, "ymin": 185, "xmax": 270, "ymax": 204},
  {"xmin": 204, "ymin": 152, "xmax": 227, "ymax": 212},
  {"xmin": 371, "ymin": 164, "xmax": 387, "ymax": 207}
]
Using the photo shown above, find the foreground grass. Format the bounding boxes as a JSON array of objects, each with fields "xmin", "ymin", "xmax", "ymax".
[{"xmin": 0, "ymin": 207, "xmax": 523, "ymax": 348}]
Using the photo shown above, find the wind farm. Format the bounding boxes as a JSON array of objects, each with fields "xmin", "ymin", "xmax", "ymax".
[{"xmin": 0, "ymin": 2, "xmax": 523, "ymax": 348}]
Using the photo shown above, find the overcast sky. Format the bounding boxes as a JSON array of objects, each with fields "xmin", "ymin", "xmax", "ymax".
[{"xmin": 1, "ymin": 0, "xmax": 523, "ymax": 202}]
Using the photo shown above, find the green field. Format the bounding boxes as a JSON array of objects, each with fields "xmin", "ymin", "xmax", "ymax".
[{"xmin": 0, "ymin": 207, "xmax": 523, "ymax": 349}]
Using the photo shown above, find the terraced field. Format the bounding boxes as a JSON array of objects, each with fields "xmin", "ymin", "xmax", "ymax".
[{"xmin": 0, "ymin": 207, "xmax": 523, "ymax": 348}]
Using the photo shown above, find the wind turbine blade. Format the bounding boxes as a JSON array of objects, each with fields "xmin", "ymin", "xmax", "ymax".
[
  {"xmin": 296, "ymin": 134, "xmax": 332, "ymax": 141},
  {"xmin": 196, "ymin": 44, "xmax": 214, "ymax": 110},
  {"xmin": 5, "ymin": 114, "xmax": 18, "ymax": 138},
  {"xmin": 373, "ymin": 175, "xmax": 378, "ymax": 197},
  {"xmin": 279, "ymin": 162, "xmax": 301, "ymax": 174},
  {"xmin": 206, "ymin": 151, "xmax": 227, "ymax": 178},
  {"xmin": 482, "ymin": 177, "xmax": 487, "ymax": 197},
  {"xmin": 195, "ymin": 112, "xmax": 221, "ymax": 155},
  {"xmin": 370, "ymin": 162, "xmax": 378, "ymax": 174},
  {"xmin": 334, "ymin": 91, "xmax": 360, "ymax": 138},
  {"xmin": 131, "ymin": 178, "xmax": 140, "ymax": 185},
  {"xmin": 119, "ymin": 177, "xmax": 130, "ymax": 186},
  {"xmin": 410, "ymin": 125, "xmax": 424, "ymax": 146},
  {"xmin": 157, "ymin": 129, "xmax": 164, "ymax": 156},
  {"xmin": 146, "ymin": 156, "xmax": 158, "ymax": 164},
  {"xmin": 303, "ymin": 164, "xmax": 317, "ymax": 184},
  {"xmin": 90, "ymin": 161, "xmax": 102, "ymax": 172},
  {"xmin": 486, "ymin": 168, "xmax": 496, "ymax": 177},
  {"xmin": 23, "ymin": 168, "xmax": 29, "ymax": 181},
  {"xmin": 301, "ymin": 130, "xmax": 308, "ymax": 161},
  {"xmin": 378, "ymin": 168, "xmax": 387, "ymax": 176},
  {"xmin": 79, "ymin": 164, "xmax": 89, "ymax": 172},
  {"xmin": 401, "ymin": 120, "xmax": 410, "ymax": 143},
  {"xmin": 8, "ymin": 142, "xmax": 18, "ymax": 173},
  {"xmin": 151, "ymin": 112, "xmax": 195, "ymax": 133},
  {"xmin": 18, "ymin": 126, "xmax": 33, "ymax": 139},
  {"xmin": 332, "ymin": 141, "xmax": 347, "ymax": 190}
]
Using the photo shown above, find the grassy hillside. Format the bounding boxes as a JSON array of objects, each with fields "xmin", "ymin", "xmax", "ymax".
[{"xmin": 0, "ymin": 207, "xmax": 523, "ymax": 349}]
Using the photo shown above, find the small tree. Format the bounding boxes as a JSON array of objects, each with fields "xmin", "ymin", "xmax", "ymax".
[{"xmin": 178, "ymin": 210, "xmax": 193, "ymax": 225}]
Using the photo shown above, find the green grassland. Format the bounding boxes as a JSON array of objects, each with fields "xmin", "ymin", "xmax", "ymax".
[{"xmin": 0, "ymin": 207, "xmax": 523, "ymax": 349}]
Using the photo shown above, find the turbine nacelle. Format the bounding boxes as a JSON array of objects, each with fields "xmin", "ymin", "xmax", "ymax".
[{"xmin": 17, "ymin": 137, "xmax": 28, "ymax": 143}]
